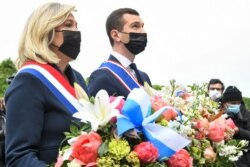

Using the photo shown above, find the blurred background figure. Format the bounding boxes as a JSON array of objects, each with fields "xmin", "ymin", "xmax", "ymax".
[
  {"xmin": 222, "ymin": 86, "xmax": 250, "ymax": 167},
  {"xmin": 207, "ymin": 78, "xmax": 225, "ymax": 102}
]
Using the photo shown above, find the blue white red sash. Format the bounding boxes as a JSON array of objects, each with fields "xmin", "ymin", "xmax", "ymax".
[
  {"xmin": 99, "ymin": 60, "xmax": 141, "ymax": 92},
  {"xmin": 17, "ymin": 61, "xmax": 82, "ymax": 114}
]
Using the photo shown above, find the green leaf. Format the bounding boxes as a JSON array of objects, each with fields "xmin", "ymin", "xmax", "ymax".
[
  {"xmin": 0, "ymin": 58, "xmax": 17, "ymax": 96},
  {"xmin": 98, "ymin": 140, "xmax": 109, "ymax": 156},
  {"xmin": 70, "ymin": 124, "xmax": 79, "ymax": 134}
]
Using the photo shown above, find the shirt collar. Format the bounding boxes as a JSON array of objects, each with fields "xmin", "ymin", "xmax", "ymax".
[{"xmin": 111, "ymin": 51, "xmax": 132, "ymax": 68}]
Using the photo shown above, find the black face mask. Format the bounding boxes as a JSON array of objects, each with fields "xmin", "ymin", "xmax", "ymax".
[
  {"xmin": 122, "ymin": 32, "xmax": 147, "ymax": 55},
  {"xmin": 55, "ymin": 30, "xmax": 81, "ymax": 60}
]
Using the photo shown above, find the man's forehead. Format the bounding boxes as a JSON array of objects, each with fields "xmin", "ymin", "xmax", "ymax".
[
  {"xmin": 123, "ymin": 14, "xmax": 143, "ymax": 24},
  {"xmin": 209, "ymin": 83, "xmax": 222, "ymax": 87}
]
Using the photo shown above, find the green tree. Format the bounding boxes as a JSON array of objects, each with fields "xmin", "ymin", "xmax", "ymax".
[
  {"xmin": 243, "ymin": 97, "xmax": 250, "ymax": 110},
  {"xmin": 0, "ymin": 58, "xmax": 17, "ymax": 97}
]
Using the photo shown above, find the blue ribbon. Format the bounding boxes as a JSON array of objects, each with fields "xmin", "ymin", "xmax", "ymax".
[{"xmin": 116, "ymin": 88, "xmax": 190, "ymax": 160}]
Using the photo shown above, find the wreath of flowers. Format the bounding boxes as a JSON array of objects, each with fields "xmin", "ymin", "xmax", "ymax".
[{"xmin": 52, "ymin": 80, "xmax": 248, "ymax": 167}]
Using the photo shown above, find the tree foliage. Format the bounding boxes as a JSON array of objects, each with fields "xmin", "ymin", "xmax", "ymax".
[
  {"xmin": 243, "ymin": 97, "xmax": 250, "ymax": 110},
  {"xmin": 0, "ymin": 58, "xmax": 17, "ymax": 97}
]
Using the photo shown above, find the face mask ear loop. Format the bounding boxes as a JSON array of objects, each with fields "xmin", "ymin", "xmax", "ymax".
[
  {"xmin": 51, "ymin": 43, "xmax": 59, "ymax": 48},
  {"xmin": 55, "ymin": 30, "xmax": 63, "ymax": 32},
  {"xmin": 51, "ymin": 30, "xmax": 63, "ymax": 47}
]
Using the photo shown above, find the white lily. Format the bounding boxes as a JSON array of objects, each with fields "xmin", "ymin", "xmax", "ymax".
[
  {"xmin": 144, "ymin": 82, "xmax": 158, "ymax": 96},
  {"xmin": 74, "ymin": 83, "xmax": 89, "ymax": 102},
  {"xmin": 73, "ymin": 89, "xmax": 123, "ymax": 131}
]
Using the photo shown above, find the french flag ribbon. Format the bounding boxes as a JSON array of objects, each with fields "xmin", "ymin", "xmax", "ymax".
[
  {"xmin": 99, "ymin": 60, "xmax": 141, "ymax": 91},
  {"xmin": 17, "ymin": 62, "xmax": 82, "ymax": 114},
  {"xmin": 116, "ymin": 88, "xmax": 191, "ymax": 160}
]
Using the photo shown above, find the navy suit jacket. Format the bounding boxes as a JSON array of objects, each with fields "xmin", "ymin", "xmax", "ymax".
[
  {"xmin": 4, "ymin": 64, "xmax": 89, "ymax": 166},
  {"xmin": 88, "ymin": 55, "xmax": 152, "ymax": 98}
]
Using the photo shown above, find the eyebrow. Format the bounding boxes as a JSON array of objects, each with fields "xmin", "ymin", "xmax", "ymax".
[
  {"xmin": 65, "ymin": 18, "xmax": 75, "ymax": 23},
  {"xmin": 209, "ymin": 87, "xmax": 222, "ymax": 90},
  {"xmin": 130, "ymin": 20, "xmax": 143, "ymax": 25},
  {"xmin": 65, "ymin": 19, "xmax": 78, "ymax": 27}
]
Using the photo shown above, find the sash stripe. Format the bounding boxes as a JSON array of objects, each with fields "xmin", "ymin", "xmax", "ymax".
[
  {"xmin": 24, "ymin": 62, "xmax": 76, "ymax": 96},
  {"xmin": 100, "ymin": 67, "xmax": 131, "ymax": 92},
  {"xmin": 18, "ymin": 63, "xmax": 82, "ymax": 114},
  {"xmin": 99, "ymin": 61, "xmax": 140, "ymax": 91}
]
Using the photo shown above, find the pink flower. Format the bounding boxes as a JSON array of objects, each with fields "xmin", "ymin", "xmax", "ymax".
[
  {"xmin": 55, "ymin": 154, "xmax": 64, "ymax": 167},
  {"xmin": 195, "ymin": 118, "xmax": 209, "ymax": 132},
  {"xmin": 71, "ymin": 132, "xmax": 102, "ymax": 165},
  {"xmin": 109, "ymin": 96, "xmax": 125, "ymax": 123},
  {"xmin": 224, "ymin": 118, "xmax": 237, "ymax": 140},
  {"xmin": 150, "ymin": 95, "xmax": 167, "ymax": 111},
  {"xmin": 208, "ymin": 120, "xmax": 225, "ymax": 142},
  {"xmin": 203, "ymin": 146, "xmax": 216, "ymax": 163},
  {"xmin": 109, "ymin": 96, "xmax": 125, "ymax": 112},
  {"xmin": 133, "ymin": 142, "xmax": 159, "ymax": 163},
  {"xmin": 161, "ymin": 108, "xmax": 178, "ymax": 121},
  {"xmin": 193, "ymin": 118, "xmax": 209, "ymax": 139},
  {"xmin": 179, "ymin": 92, "xmax": 191, "ymax": 100},
  {"xmin": 195, "ymin": 131, "xmax": 206, "ymax": 140},
  {"xmin": 150, "ymin": 96, "xmax": 177, "ymax": 121},
  {"xmin": 226, "ymin": 118, "xmax": 236, "ymax": 130},
  {"xmin": 167, "ymin": 149, "xmax": 193, "ymax": 167}
]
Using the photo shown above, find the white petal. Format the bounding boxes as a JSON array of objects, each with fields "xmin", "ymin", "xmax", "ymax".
[
  {"xmin": 62, "ymin": 148, "xmax": 72, "ymax": 160},
  {"xmin": 74, "ymin": 83, "xmax": 89, "ymax": 102}
]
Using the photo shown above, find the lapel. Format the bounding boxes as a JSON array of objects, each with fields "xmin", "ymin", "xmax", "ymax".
[
  {"xmin": 108, "ymin": 54, "xmax": 144, "ymax": 85},
  {"xmin": 108, "ymin": 55, "xmax": 120, "ymax": 63}
]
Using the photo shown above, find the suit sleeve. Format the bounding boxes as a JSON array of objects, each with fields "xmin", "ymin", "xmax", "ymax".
[
  {"xmin": 233, "ymin": 109, "xmax": 250, "ymax": 140},
  {"xmin": 140, "ymin": 71, "xmax": 152, "ymax": 86},
  {"xmin": 88, "ymin": 69, "xmax": 118, "ymax": 97},
  {"xmin": 236, "ymin": 113, "xmax": 250, "ymax": 140},
  {"xmin": 237, "ymin": 127, "xmax": 250, "ymax": 140},
  {"xmin": 5, "ymin": 73, "xmax": 47, "ymax": 167}
]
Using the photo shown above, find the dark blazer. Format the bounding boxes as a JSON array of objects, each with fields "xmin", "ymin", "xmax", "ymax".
[
  {"xmin": 228, "ymin": 104, "xmax": 250, "ymax": 166},
  {"xmin": 88, "ymin": 55, "xmax": 152, "ymax": 98},
  {"xmin": 4, "ymin": 64, "xmax": 89, "ymax": 167}
]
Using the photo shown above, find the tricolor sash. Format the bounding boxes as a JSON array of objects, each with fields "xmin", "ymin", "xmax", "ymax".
[
  {"xmin": 17, "ymin": 62, "xmax": 82, "ymax": 114},
  {"xmin": 99, "ymin": 60, "xmax": 141, "ymax": 92}
]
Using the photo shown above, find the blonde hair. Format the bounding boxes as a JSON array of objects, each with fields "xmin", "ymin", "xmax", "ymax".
[{"xmin": 16, "ymin": 2, "xmax": 76, "ymax": 69}]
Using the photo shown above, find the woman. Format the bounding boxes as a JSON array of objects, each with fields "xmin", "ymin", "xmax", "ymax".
[{"xmin": 4, "ymin": 2, "xmax": 88, "ymax": 166}]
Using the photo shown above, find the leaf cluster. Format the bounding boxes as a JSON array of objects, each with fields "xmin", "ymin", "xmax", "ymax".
[{"xmin": 0, "ymin": 58, "xmax": 17, "ymax": 96}]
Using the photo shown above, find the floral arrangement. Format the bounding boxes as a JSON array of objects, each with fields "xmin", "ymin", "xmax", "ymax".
[{"xmin": 53, "ymin": 81, "xmax": 248, "ymax": 167}]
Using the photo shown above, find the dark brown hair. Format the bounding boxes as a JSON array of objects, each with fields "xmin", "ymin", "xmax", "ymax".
[{"xmin": 106, "ymin": 8, "xmax": 139, "ymax": 46}]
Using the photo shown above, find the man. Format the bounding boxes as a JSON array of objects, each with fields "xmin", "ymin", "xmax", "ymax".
[
  {"xmin": 221, "ymin": 86, "xmax": 250, "ymax": 167},
  {"xmin": 88, "ymin": 8, "xmax": 151, "ymax": 98},
  {"xmin": 207, "ymin": 78, "xmax": 224, "ymax": 102}
]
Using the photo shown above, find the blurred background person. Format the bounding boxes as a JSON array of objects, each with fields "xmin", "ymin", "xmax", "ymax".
[
  {"xmin": 222, "ymin": 86, "xmax": 250, "ymax": 167},
  {"xmin": 207, "ymin": 78, "xmax": 225, "ymax": 102}
]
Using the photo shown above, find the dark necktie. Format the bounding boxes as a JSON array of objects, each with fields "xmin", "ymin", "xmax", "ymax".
[{"xmin": 130, "ymin": 63, "xmax": 143, "ymax": 85}]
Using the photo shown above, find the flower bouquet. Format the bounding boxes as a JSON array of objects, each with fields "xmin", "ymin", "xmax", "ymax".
[
  {"xmin": 53, "ymin": 80, "xmax": 248, "ymax": 167},
  {"xmin": 146, "ymin": 80, "xmax": 249, "ymax": 167}
]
